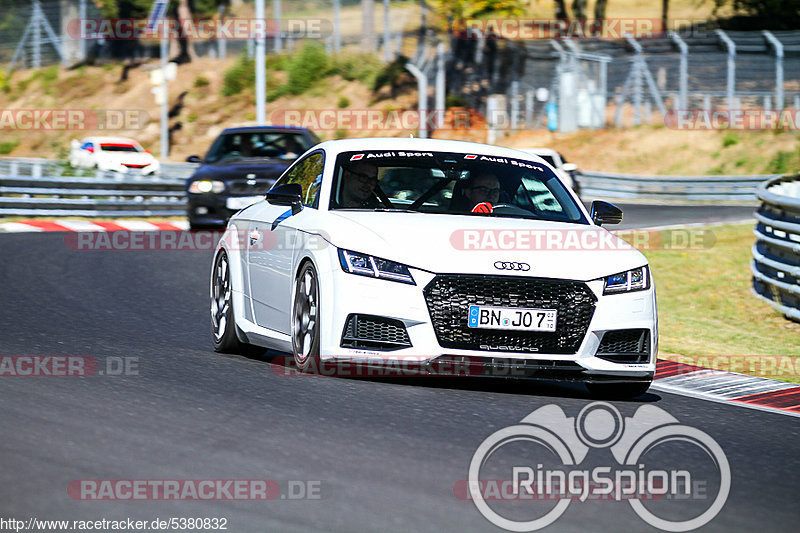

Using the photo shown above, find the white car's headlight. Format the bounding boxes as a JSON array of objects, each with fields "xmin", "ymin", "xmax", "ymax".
[
  {"xmin": 189, "ymin": 180, "xmax": 225, "ymax": 194},
  {"xmin": 338, "ymin": 249, "xmax": 415, "ymax": 285},
  {"xmin": 603, "ymin": 266, "xmax": 649, "ymax": 295}
]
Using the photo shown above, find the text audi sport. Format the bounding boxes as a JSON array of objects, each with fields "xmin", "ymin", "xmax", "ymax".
[{"xmin": 210, "ymin": 138, "xmax": 657, "ymax": 397}]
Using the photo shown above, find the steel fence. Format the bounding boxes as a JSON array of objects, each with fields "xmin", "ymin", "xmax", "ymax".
[
  {"xmin": 578, "ymin": 171, "xmax": 776, "ymax": 202},
  {"xmin": 752, "ymin": 174, "xmax": 800, "ymax": 322},
  {"xmin": 450, "ymin": 29, "xmax": 800, "ymax": 133},
  {"xmin": 0, "ymin": 157, "xmax": 196, "ymax": 217}
]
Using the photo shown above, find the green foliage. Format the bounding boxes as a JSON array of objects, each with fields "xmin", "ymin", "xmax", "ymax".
[
  {"xmin": 767, "ymin": 150, "xmax": 792, "ymax": 174},
  {"xmin": 269, "ymin": 52, "xmax": 292, "ymax": 71},
  {"xmin": 0, "ymin": 70, "xmax": 10, "ymax": 93},
  {"xmin": 446, "ymin": 93, "xmax": 467, "ymax": 108},
  {"xmin": 286, "ymin": 42, "xmax": 328, "ymax": 95},
  {"xmin": 36, "ymin": 65, "xmax": 59, "ymax": 84},
  {"xmin": 221, "ymin": 52, "xmax": 255, "ymax": 97},
  {"xmin": 194, "ymin": 75, "xmax": 210, "ymax": 88},
  {"xmin": 337, "ymin": 95, "xmax": 350, "ymax": 109},
  {"xmin": 722, "ymin": 132, "xmax": 739, "ymax": 147},
  {"xmin": 0, "ymin": 138, "xmax": 20, "ymax": 155},
  {"xmin": 432, "ymin": 0, "xmax": 525, "ymax": 28},
  {"xmin": 329, "ymin": 53, "xmax": 383, "ymax": 86}
]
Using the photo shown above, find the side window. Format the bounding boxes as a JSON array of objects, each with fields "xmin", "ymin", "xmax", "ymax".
[{"xmin": 280, "ymin": 152, "xmax": 324, "ymax": 208}]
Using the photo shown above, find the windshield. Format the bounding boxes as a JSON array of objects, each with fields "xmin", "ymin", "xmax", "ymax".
[
  {"xmin": 205, "ymin": 132, "xmax": 311, "ymax": 163},
  {"xmin": 330, "ymin": 151, "xmax": 587, "ymax": 224},
  {"xmin": 100, "ymin": 143, "xmax": 140, "ymax": 152}
]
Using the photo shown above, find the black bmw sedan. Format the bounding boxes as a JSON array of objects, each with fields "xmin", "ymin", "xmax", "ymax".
[{"xmin": 186, "ymin": 126, "xmax": 319, "ymax": 229}]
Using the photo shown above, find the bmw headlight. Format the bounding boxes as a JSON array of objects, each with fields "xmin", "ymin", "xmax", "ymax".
[
  {"xmin": 603, "ymin": 266, "xmax": 649, "ymax": 295},
  {"xmin": 338, "ymin": 249, "xmax": 415, "ymax": 285},
  {"xmin": 189, "ymin": 180, "xmax": 225, "ymax": 194}
]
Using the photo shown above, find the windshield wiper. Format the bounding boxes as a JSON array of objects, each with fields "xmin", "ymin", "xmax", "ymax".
[{"xmin": 371, "ymin": 207, "xmax": 418, "ymax": 213}]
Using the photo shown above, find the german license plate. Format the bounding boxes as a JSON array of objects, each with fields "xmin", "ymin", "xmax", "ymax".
[
  {"xmin": 226, "ymin": 196, "xmax": 263, "ymax": 210},
  {"xmin": 468, "ymin": 305, "xmax": 557, "ymax": 332}
]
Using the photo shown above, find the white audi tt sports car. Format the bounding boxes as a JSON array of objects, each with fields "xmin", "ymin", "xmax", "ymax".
[{"xmin": 210, "ymin": 138, "xmax": 657, "ymax": 397}]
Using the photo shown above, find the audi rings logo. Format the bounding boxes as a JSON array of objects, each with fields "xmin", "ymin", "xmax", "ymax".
[
  {"xmin": 494, "ymin": 261, "xmax": 531, "ymax": 271},
  {"xmin": 466, "ymin": 402, "xmax": 730, "ymax": 532}
]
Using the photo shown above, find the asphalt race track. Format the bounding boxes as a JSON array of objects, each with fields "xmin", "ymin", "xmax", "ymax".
[{"xmin": 2, "ymin": 207, "xmax": 798, "ymax": 532}]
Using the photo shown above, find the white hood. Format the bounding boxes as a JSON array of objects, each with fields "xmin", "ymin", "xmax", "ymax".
[{"xmin": 319, "ymin": 211, "xmax": 648, "ymax": 281}]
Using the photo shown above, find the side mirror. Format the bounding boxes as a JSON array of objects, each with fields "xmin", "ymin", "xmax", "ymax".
[
  {"xmin": 186, "ymin": 155, "xmax": 202, "ymax": 163},
  {"xmin": 266, "ymin": 183, "xmax": 303, "ymax": 215},
  {"xmin": 562, "ymin": 163, "xmax": 578, "ymax": 172},
  {"xmin": 590, "ymin": 200, "xmax": 622, "ymax": 226}
]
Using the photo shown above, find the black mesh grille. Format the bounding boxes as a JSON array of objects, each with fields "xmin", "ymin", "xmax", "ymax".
[
  {"xmin": 596, "ymin": 329, "xmax": 650, "ymax": 364},
  {"xmin": 341, "ymin": 314, "xmax": 412, "ymax": 350},
  {"xmin": 228, "ymin": 179, "xmax": 274, "ymax": 196},
  {"xmin": 423, "ymin": 275, "xmax": 597, "ymax": 354}
]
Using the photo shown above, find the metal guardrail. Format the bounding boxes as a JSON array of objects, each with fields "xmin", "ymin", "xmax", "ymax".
[
  {"xmin": 578, "ymin": 170, "xmax": 778, "ymax": 202},
  {"xmin": 0, "ymin": 157, "xmax": 197, "ymax": 217},
  {"xmin": 752, "ymin": 174, "xmax": 800, "ymax": 322},
  {"xmin": 0, "ymin": 158, "xmax": 198, "ymax": 179}
]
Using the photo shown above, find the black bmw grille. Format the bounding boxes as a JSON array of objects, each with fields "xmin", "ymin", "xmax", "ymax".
[
  {"xmin": 423, "ymin": 275, "xmax": 597, "ymax": 354},
  {"xmin": 228, "ymin": 179, "xmax": 274, "ymax": 196},
  {"xmin": 596, "ymin": 329, "xmax": 650, "ymax": 364},
  {"xmin": 341, "ymin": 314, "xmax": 412, "ymax": 351}
]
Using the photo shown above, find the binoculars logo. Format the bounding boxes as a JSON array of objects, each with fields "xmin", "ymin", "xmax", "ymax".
[{"xmin": 468, "ymin": 402, "xmax": 730, "ymax": 532}]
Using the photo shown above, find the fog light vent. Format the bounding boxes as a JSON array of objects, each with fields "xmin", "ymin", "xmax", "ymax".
[
  {"xmin": 341, "ymin": 314, "xmax": 412, "ymax": 351},
  {"xmin": 596, "ymin": 329, "xmax": 650, "ymax": 364}
]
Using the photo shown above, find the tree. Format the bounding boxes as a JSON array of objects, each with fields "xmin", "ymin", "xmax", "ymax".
[
  {"xmin": 92, "ymin": 0, "xmax": 229, "ymax": 63},
  {"xmin": 712, "ymin": 0, "xmax": 800, "ymax": 28},
  {"xmin": 572, "ymin": 0, "xmax": 587, "ymax": 19},
  {"xmin": 432, "ymin": 0, "xmax": 526, "ymax": 34}
]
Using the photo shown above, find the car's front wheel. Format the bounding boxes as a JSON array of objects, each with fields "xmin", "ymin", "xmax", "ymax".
[
  {"xmin": 292, "ymin": 262, "xmax": 321, "ymax": 372},
  {"xmin": 211, "ymin": 250, "xmax": 260, "ymax": 354},
  {"xmin": 587, "ymin": 381, "xmax": 652, "ymax": 399}
]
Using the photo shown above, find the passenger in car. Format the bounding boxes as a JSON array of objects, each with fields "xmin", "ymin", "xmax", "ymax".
[{"xmin": 451, "ymin": 172, "xmax": 501, "ymax": 210}]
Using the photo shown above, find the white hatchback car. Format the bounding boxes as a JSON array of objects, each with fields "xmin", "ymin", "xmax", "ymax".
[
  {"xmin": 210, "ymin": 138, "xmax": 656, "ymax": 397},
  {"xmin": 519, "ymin": 148, "xmax": 580, "ymax": 194},
  {"xmin": 69, "ymin": 137, "xmax": 160, "ymax": 175}
]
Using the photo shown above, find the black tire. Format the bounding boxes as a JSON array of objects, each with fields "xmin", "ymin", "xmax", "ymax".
[
  {"xmin": 211, "ymin": 251, "xmax": 260, "ymax": 354},
  {"xmin": 587, "ymin": 381, "xmax": 652, "ymax": 399},
  {"xmin": 292, "ymin": 262, "xmax": 321, "ymax": 372}
]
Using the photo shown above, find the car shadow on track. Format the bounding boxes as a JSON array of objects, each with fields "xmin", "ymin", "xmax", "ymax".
[{"xmin": 242, "ymin": 350, "xmax": 662, "ymax": 404}]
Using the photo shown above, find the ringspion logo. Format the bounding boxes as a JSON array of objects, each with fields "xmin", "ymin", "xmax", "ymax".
[{"xmin": 463, "ymin": 402, "xmax": 729, "ymax": 531}]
